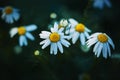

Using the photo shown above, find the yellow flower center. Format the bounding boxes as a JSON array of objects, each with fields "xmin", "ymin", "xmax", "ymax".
[
  {"xmin": 49, "ymin": 32, "xmax": 60, "ymax": 42},
  {"xmin": 75, "ymin": 23, "xmax": 85, "ymax": 33},
  {"xmin": 97, "ymin": 34, "xmax": 108, "ymax": 43},
  {"xmin": 4, "ymin": 6, "xmax": 13, "ymax": 14},
  {"xmin": 18, "ymin": 27, "xmax": 26, "ymax": 35}
]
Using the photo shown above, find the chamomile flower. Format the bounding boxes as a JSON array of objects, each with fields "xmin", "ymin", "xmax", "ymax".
[
  {"xmin": 58, "ymin": 19, "xmax": 71, "ymax": 34},
  {"xmin": 93, "ymin": 0, "xmax": 111, "ymax": 9},
  {"xmin": 39, "ymin": 22, "xmax": 71, "ymax": 55},
  {"xmin": 0, "ymin": 6, "xmax": 20, "ymax": 24},
  {"xmin": 10, "ymin": 24, "xmax": 37, "ymax": 46},
  {"xmin": 86, "ymin": 32, "xmax": 115, "ymax": 58},
  {"xmin": 69, "ymin": 18, "xmax": 91, "ymax": 45}
]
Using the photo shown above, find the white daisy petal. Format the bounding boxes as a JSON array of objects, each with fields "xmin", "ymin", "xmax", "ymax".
[
  {"xmin": 58, "ymin": 28, "xmax": 64, "ymax": 33},
  {"xmin": 40, "ymin": 31, "xmax": 51, "ymax": 39},
  {"xmin": 87, "ymin": 38, "xmax": 98, "ymax": 48},
  {"xmin": 106, "ymin": 42, "xmax": 111, "ymax": 56},
  {"xmin": 85, "ymin": 27, "xmax": 91, "ymax": 32},
  {"xmin": 53, "ymin": 22, "xmax": 58, "ymax": 32},
  {"xmin": 9, "ymin": 27, "xmax": 18, "ymax": 38},
  {"xmin": 63, "ymin": 36, "xmax": 71, "ymax": 40},
  {"xmin": 25, "ymin": 32, "xmax": 34, "ymax": 41},
  {"xmin": 72, "ymin": 32, "xmax": 79, "ymax": 44},
  {"xmin": 84, "ymin": 31, "xmax": 90, "ymax": 39},
  {"xmin": 97, "ymin": 43, "xmax": 103, "ymax": 57},
  {"xmin": 69, "ymin": 18, "xmax": 78, "ymax": 26},
  {"xmin": 40, "ymin": 39, "xmax": 48, "ymax": 45},
  {"xmin": 19, "ymin": 36, "xmax": 28, "ymax": 46},
  {"xmin": 12, "ymin": 12, "xmax": 20, "ymax": 21},
  {"xmin": 93, "ymin": 42, "xmax": 100, "ymax": 53},
  {"xmin": 80, "ymin": 33, "xmax": 85, "ymax": 45},
  {"xmin": 6, "ymin": 15, "xmax": 13, "ymax": 24},
  {"xmin": 70, "ymin": 28, "xmax": 75, "ymax": 34},
  {"xmin": 102, "ymin": 43, "xmax": 108, "ymax": 58},
  {"xmin": 26, "ymin": 24, "xmax": 37, "ymax": 32},
  {"xmin": 108, "ymin": 36, "xmax": 115, "ymax": 49},
  {"xmin": 57, "ymin": 42, "xmax": 63, "ymax": 53},
  {"xmin": 42, "ymin": 39, "xmax": 50, "ymax": 49},
  {"xmin": 50, "ymin": 43, "xmax": 54, "ymax": 54},
  {"xmin": 88, "ymin": 33, "xmax": 100, "ymax": 38},
  {"xmin": 61, "ymin": 39, "xmax": 70, "ymax": 47},
  {"xmin": 41, "ymin": 31, "xmax": 51, "ymax": 34},
  {"xmin": 53, "ymin": 43, "xmax": 58, "ymax": 55}
]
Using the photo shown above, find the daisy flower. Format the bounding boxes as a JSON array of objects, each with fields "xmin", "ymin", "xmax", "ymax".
[
  {"xmin": 0, "ymin": 6, "xmax": 20, "ymax": 24},
  {"xmin": 58, "ymin": 19, "xmax": 71, "ymax": 34},
  {"xmin": 69, "ymin": 18, "xmax": 91, "ymax": 45},
  {"xmin": 39, "ymin": 22, "xmax": 71, "ymax": 55},
  {"xmin": 93, "ymin": 0, "xmax": 111, "ymax": 9},
  {"xmin": 86, "ymin": 32, "xmax": 115, "ymax": 58},
  {"xmin": 10, "ymin": 24, "xmax": 37, "ymax": 46}
]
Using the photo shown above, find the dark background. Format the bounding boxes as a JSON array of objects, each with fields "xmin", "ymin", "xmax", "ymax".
[{"xmin": 0, "ymin": 0, "xmax": 120, "ymax": 80}]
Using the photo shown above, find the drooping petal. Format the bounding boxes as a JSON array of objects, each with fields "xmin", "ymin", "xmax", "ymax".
[
  {"xmin": 19, "ymin": 36, "xmax": 28, "ymax": 46},
  {"xmin": 96, "ymin": 43, "xmax": 103, "ymax": 57},
  {"xmin": 80, "ymin": 33, "xmax": 85, "ymax": 45},
  {"xmin": 106, "ymin": 42, "xmax": 111, "ymax": 56},
  {"xmin": 25, "ymin": 32, "xmax": 34, "ymax": 41},
  {"xmin": 93, "ymin": 42, "xmax": 100, "ymax": 53},
  {"xmin": 52, "ymin": 43, "xmax": 58, "ymax": 55},
  {"xmin": 84, "ymin": 31, "xmax": 90, "ymax": 39},
  {"xmin": 108, "ymin": 36, "xmax": 115, "ymax": 49},
  {"xmin": 50, "ymin": 43, "xmax": 54, "ymax": 54},
  {"xmin": 57, "ymin": 42, "xmax": 63, "ymax": 53},
  {"xmin": 86, "ymin": 37, "xmax": 98, "ymax": 48},
  {"xmin": 72, "ymin": 32, "xmax": 79, "ymax": 44},
  {"xmin": 102, "ymin": 43, "xmax": 108, "ymax": 58}
]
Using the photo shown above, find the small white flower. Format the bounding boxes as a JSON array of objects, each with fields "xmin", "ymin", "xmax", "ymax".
[
  {"xmin": 93, "ymin": 0, "xmax": 111, "ymax": 9},
  {"xmin": 69, "ymin": 18, "xmax": 91, "ymax": 45},
  {"xmin": 39, "ymin": 22, "xmax": 71, "ymax": 55},
  {"xmin": 58, "ymin": 19, "xmax": 71, "ymax": 34},
  {"xmin": 10, "ymin": 24, "xmax": 37, "ymax": 46},
  {"xmin": 0, "ymin": 6, "xmax": 20, "ymax": 24},
  {"xmin": 86, "ymin": 32, "xmax": 115, "ymax": 58}
]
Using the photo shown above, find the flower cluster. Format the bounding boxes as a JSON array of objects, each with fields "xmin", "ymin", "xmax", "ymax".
[
  {"xmin": 0, "ymin": 0, "xmax": 115, "ymax": 59},
  {"xmin": 40, "ymin": 18, "xmax": 115, "ymax": 59}
]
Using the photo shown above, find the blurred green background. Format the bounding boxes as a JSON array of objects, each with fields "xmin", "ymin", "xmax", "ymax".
[{"xmin": 0, "ymin": 0, "xmax": 120, "ymax": 80}]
